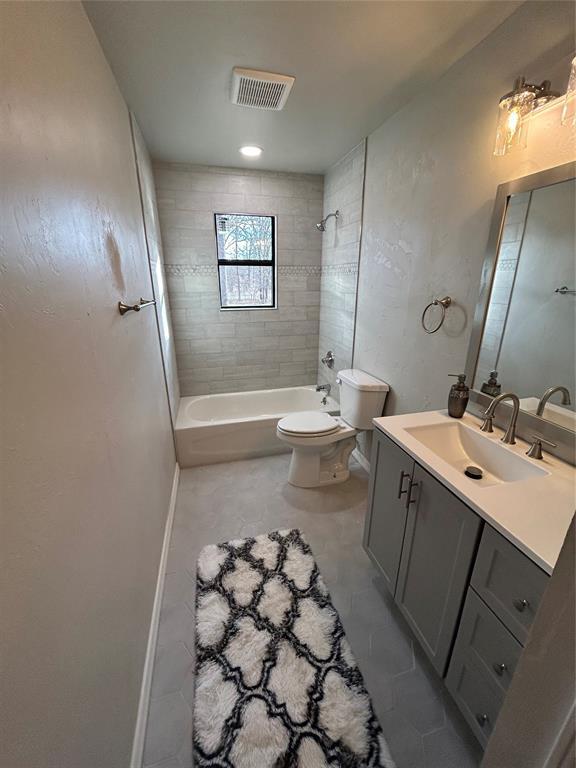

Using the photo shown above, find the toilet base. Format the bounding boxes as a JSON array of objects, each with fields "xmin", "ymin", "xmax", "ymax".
[{"xmin": 286, "ymin": 436, "xmax": 357, "ymax": 488}]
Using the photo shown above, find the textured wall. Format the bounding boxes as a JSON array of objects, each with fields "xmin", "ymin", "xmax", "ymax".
[
  {"xmin": 354, "ymin": 1, "xmax": 576, "ymax": 422},
  {"xmin": 154, "ymin": 163, "xmax": 323, "ymax": 396},
  {"xmin": 317, "ymin": 141, "xmax": 366, "ymax": 399},
  {"xmin": 0, "ymin": 4, "xmax": 176, "ymax": 767}
]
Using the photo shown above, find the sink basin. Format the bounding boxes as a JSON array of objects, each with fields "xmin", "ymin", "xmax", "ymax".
[{"xmin": 405, "ymin": 421, "xmax": 549, "ymax": 487}]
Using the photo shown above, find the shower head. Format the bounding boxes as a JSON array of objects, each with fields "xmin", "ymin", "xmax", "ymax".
[{"xmin": 316, "ymin": 210, "xmax": 340, "ymax": 232}]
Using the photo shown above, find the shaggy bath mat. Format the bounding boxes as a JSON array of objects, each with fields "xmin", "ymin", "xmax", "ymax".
[{"xmin": 193, "ymin": 528, "xmax": 395, "ymax": 768}]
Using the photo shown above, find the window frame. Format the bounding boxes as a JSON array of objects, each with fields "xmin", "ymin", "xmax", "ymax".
[{"xmin": 214, "ymin": 212, "xmax": 278, "ymax": 311}]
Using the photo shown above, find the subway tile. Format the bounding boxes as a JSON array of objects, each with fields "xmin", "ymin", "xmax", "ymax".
[
  {"xmin": 227, "ymin": 175, "xmax": 263, "ymax": 195},
  {"xmin": 294, "ymin": 291, "xmax": 321, "ymax": 306}
]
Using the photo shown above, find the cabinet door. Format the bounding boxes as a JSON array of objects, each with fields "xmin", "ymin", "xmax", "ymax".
[
  {"xmin": 395, "ymin": 464, "xmax": 482, "ymax": 676},
  {"xmin": 363, "ymin": 431, "xmax": 414, "ymax": 594}
]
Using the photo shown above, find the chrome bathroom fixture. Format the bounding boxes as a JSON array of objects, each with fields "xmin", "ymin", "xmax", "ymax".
[
  {"xmin": 316, "ymin": 210, "xmax": 340, "ymax": 231},
  {"xmin": 536, "ymin": 386, "xmax": 571, "ymax": 417},
  {"xmin": 316, "ymin": 383, "xmax": 331, "ymax": 404},
  {"xmin": 526, "ymin": 434, "xmax": 557, "ymax": 460},
  {"xmin": 321, "ymin": 350, "xmax": 335, "ymax": 368},
  {"xmin": 421, "ymin": 296, "xmax": 451, "ymax": 334},
  {"xmin": 480, "ymin": 392, "xmax": 520, "ymax": 444},
  {"xmin": 118, "ymin": 297, "xmax": 156, "ymax": 316}
]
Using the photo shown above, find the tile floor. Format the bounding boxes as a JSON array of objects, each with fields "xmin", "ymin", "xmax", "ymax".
[{"xmin": 142, "ymin": 453, "xmax": 483, "ymax": 768}]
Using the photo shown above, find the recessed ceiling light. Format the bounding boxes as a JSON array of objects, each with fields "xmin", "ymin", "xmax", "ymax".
[{"xmin": 239, "ymin": 145, "xmax": 263, "ymax": 158}]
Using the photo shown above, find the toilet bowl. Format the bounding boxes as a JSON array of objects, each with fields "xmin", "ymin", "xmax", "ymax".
[{"xmin": 277, "ymin": 369, "xmax": 389, "ymax": 488}]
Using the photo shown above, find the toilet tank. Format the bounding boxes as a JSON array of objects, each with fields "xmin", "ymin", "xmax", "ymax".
[{"xmin": 337, "ymin": 369, "xmax": 389, "ymax": 430}]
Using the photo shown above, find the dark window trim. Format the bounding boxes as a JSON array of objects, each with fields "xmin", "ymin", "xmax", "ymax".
[{"xmin": 214, "ymin": 212, "xmax": 277, "ymax": 311}]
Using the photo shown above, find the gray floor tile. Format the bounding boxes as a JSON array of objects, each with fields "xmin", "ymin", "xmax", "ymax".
[
  {"xmin": 143, "ymin": 692, "xmax": 191, "ymax": 767},
  {"xmin": 151, "ymin": 642, "xmax": 194, "ymax": 700},
  {"xmin": 142, "ymin": 453, "xmax": 481, "ymax": 768},
  {"xmin": 392, "ymin": 666, "xmax": 446, "ymax": 735}
]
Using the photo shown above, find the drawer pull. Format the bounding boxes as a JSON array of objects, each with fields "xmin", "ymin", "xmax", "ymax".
[
  {"xmin": 407, "ymin": 480, "xmax": 419, "ymax": 506},
  {"xmin": 397, "ymin": 470, "xmax": 410, "ymax": 499},
  {"xmin": 493, "ymin": 662, "xmax": 507, "ymax": 677},
  {"xmin": 513, "ymin": 598, "xmax": 530, "ymax": 613},
  {"xmin": 476, "ymin": 713, "xmax": 489, "ymax": 728}
]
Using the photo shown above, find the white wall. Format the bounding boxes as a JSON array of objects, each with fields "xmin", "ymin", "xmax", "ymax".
[
  {"xmin": 354, "ymin": 1, "xmax": 575, "ymax": 418},
  {"xmin": 317, "ymin": 141, "xmax": 366, "ymax": 399},
  {"xmin": 154, "ymin": 163, "xmax": 323, "ymax": 396},
  {"xmin": 0, "ymin": 4, "xmax": 176, "ymax": 767}
]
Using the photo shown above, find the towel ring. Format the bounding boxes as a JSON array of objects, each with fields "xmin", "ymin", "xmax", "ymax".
[{"xmin": 421, "ymin": 296, "xmax": 451, "ymax": 334}]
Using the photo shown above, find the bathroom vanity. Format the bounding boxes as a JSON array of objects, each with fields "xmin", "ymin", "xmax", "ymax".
[
  {"xmin": 363, "ymin": 161, "xmax": 576, "ymax": 747},
  {"xmin": 364, "ymin": 411, "xmax": 574, "ymax": 746}
]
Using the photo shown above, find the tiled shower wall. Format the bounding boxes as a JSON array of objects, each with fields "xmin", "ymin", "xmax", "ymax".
[
  {"xmin": 154, "ymin": 163, "xmax": 323, "ymax": 396},
  {"xmin": 317, "ymin": 141, "xmax": 366, "ymax": 400}
]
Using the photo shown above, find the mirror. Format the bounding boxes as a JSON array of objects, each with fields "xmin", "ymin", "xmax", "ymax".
[{"xmin": 470, "ymin": 165, "xmax": 576, "ymax": 434}]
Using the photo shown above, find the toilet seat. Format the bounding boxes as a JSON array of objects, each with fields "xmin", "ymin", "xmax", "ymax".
[{"xmin": 277, "ymin": 411, "xmax": 341, "ymax": 437}]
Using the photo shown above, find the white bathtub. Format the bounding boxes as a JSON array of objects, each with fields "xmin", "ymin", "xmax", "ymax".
[{"xmin": 175, "ymin": 385, "xmax": 339, "ymax": 467}]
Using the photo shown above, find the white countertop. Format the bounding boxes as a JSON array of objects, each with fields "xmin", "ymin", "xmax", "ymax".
[{"xmin": 373, "ymin": 410, "xmax": 576, "ymax": 574}]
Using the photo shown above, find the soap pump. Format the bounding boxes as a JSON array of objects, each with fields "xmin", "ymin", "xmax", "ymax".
[{"xmin": 448, "ymin": 374, "xmax": 469, "ymax": 419}]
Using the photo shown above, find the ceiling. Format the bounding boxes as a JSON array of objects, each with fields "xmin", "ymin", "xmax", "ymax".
[{"xmin": 84, "ymin": 1, "xmax": 523, "ymax": 173}]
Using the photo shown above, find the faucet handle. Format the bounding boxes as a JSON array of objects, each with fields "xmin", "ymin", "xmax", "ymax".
[
  {"xmin": 526, "ymin": 435, "xmax": 557, "ymax": 460},
  {"xmin": 479, "ymin": 415, "xmax": 494, "ymax": 433}
]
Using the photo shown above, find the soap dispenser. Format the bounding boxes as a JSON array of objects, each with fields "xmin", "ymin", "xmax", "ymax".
[{"xmin": 448, "ymin": 374, "xmax": 469, "ymax": 418}]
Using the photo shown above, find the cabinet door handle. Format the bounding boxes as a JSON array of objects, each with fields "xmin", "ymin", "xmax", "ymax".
[
  {"xmin": 397, "ymin": 470, "xmax": 411, "ymax": 499},
  {"xmin": 493, "ymin": 662, "xmax": 507, "ymax": 677},
  {"xmin": 476, "ymin": 713, "xmax": 489, "ymax": 728},
  {"xmin": 513, "ymin": 598, "xmax": 530, "ymax": 613},
  {"xmin": 407, "ymin": 480, "xmax": 419, "ymax": 506}
]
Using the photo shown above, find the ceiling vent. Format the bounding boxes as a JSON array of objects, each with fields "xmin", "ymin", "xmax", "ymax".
[{"xmin": 231, "ymin": 67, "xmax": 295, "ymax": 111}]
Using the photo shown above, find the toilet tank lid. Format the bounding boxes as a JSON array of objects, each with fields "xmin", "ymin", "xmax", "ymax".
[{"xmin": 337, "ymin": 369, "xmax": 389, "ymax": 392}]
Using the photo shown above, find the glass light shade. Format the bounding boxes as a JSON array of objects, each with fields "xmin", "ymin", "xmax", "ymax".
[
  {"xmin": 561, "ymin": 56, "xmax": 576, "ymax": 127},
  {"xmin": 493, "ymin": 80, "xmax": 537, "ymax": 156}
]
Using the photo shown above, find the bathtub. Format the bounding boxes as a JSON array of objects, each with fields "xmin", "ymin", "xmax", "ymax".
[{"xmin": 175, "ymin": 385, "xmax": 339, "ymax": 467}]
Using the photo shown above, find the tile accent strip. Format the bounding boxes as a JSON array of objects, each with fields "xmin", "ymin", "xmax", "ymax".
[{"xmin": 164, "ymin": 263, "xmax": 355, "ymax": 277}]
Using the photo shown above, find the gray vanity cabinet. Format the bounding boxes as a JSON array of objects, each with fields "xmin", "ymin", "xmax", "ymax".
[
  {"xmin": 364, "ymin": 429, "xmax": 482, "ymax": 676},
  {"xmin": 363, "ymin": 430, "xmax": 415, "ymax": 594},
  {"xmin": 395, "ymin": 463, "xmax": 482, "ymax": 675}
]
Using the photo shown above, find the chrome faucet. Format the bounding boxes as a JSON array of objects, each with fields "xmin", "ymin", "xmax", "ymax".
[
  {"xmin": 316, "ymin": 383, "xmax": 331, "ymax": 398},
  {"xmin": 480, "ymin": 392, "xmax": 521, "ymax": 444},
  {"xmin": 536, "ymin": 386, "xmax": 571, "ymax": 417}
]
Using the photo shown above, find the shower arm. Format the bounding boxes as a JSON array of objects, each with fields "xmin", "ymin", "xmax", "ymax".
[{"xmin": 317, "ymin": 210, "xmax": 340, "ymax": 231}]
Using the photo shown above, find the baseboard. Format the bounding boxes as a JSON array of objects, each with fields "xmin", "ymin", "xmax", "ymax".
[
  {"xmin": 130, "ymin": 462, "xmax": 180, "ymax": 768},
  {"xmin": 352, "ymin": 447, "xmax": 370, "ymax": 473}
]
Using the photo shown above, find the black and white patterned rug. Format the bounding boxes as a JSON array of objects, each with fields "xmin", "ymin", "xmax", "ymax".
[{"xmin": 193, "ymin": 528, "xmax": 395, "ymax": 768}]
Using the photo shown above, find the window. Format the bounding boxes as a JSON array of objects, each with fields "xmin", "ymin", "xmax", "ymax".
[{"xmin": 215, "ymin": 213, "xmax": 276, "ymax": 309}]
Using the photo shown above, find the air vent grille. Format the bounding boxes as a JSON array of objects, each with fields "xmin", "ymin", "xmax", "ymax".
[{"xmin": 231, "ymin": 68, "xmax": 295, "ymax": 111}]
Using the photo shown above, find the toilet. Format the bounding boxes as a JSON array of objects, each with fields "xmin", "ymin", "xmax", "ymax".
[{"xmin": 276, "ymin": 369, "xmax": 389, "ymax": 487}]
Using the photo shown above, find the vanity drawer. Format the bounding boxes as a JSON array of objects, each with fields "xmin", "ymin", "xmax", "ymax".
[
  {"xmin": 471, "ymin": 525, "xmax": 548, "ymax": 644},
  {"xmin": 445, "ymin": 647, "xmax": 503, "ymax": 747},
  {"xmin": 453, "ymin": 588, "xmax": 522, "ymax": 695}
]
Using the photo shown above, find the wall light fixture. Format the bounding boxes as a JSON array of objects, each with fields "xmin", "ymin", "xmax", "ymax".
[{"xmin": 494, "ymin": 76, "xmax": 559, "ymax": 156}]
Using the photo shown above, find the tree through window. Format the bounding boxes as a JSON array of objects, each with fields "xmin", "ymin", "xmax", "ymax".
[{"xmin": 215, "ymin": 213, "xmax": 276, "ymax": 309}]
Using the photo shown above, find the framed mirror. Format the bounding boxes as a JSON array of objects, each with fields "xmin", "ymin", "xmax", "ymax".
[{"xmin": 466, "ymin": 161, "xmax": 576, "ymax": 461}]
